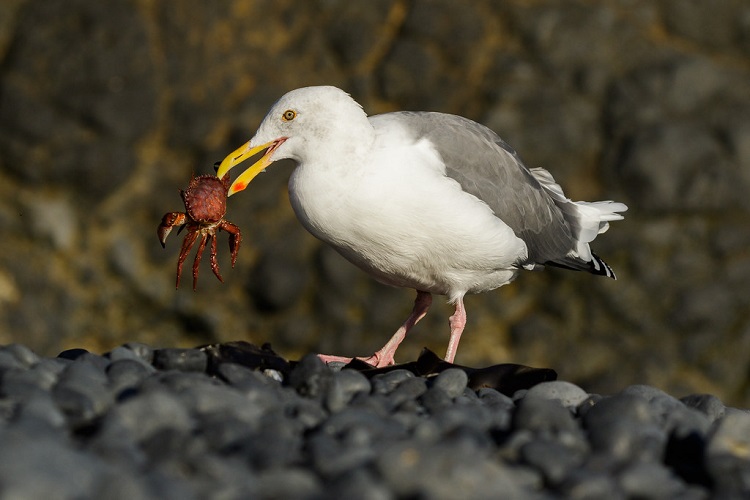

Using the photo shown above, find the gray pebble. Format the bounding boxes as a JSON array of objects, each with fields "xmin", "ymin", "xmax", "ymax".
[
  {"xmin": 706, "ymin": 410, "xmax": 750, "ymax": 495},
  {"xmin": 513, "ymin": 395, "xmax": 580, "ymax": 436},
  {"xmin": 525, "ymin": 380, "xmax": 589, "ymax": 409},
  {"xmin": 0, "ymin": 427, "xmax": 107, "ymax": 499},
  {"xmin": 100, "ymin": 388, "xmax": 194, "ymax": 442},
  {"xmin": 420, "ymin": 386, "xmax": 454, "ymax": 413},
  {"xmin": 388, "ymin": 376, "xmax": 428, "ymax": 407},
  {"xmin": 12, "ymin": 393, "xmax": 67, "ymax": 432},
  {"xmin": 371, "ymin": 369, "xmax": 415, "ymax": 395},
  {"xmin": 326, "ymin": 368, "xmax": 372, "ymax": 413},
  {"xmin": 562, "ymin": 470, "xmax": 624, "ymax": 500},
  {"xmin": 255, "ymin": 467, "xmax": 322, "ymax": 499},
  {"xmin": 583, "ymin": 394, "xmax": 666, "ymax": 463},
  {"xmin": 618, "ymin": 461, "xmax": 689, "ymax": 499},
  {"xmin": 376, "ymin": 439, "xmax": 525, "ymax": 499},
  {"xmin": 328, "ymin": 468, "xmax": 393, "ymax": 500},
  {"xmin": 432, "ymin": 368, "xmax": 468, "ymax": 398},
  {"xmin": 1, "ymin": 344, "xmax": 40, "ymax": 368},
  {"xmin": 681, "ymin": 393, "xmax": 726, "ymax": 422},
  {"xmin": 288, "ymin": 354, "xmax": 333, "ymax": 400},
  {"xmin": 0, "ymin": 351, "xmax": 26, "ymax": 372},
  {"xmin": 521, "ymin": 438, "xmax": 586, "ymax": 485},
  {"xmin": 121, "ymin": 343, "xmax": 155, "ymax": 364},
  {"xmin": 107, "ymin": 358, "xmax": 156, "ymax": 394}
]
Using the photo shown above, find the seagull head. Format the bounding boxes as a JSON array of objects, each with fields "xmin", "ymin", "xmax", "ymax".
[{"xmin": 216, "ymin": 86, "xmax": 371, "ymax": 196}]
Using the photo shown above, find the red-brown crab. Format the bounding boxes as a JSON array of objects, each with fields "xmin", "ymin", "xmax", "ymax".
[{"xmin": 157, "ymin": 172, "xmax": 241, "ymax": 290}]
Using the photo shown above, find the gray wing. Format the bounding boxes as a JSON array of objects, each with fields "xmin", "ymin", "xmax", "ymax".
[{"xmin": 382, "ymin": 111, "xmax": 580, "ymax": 268}]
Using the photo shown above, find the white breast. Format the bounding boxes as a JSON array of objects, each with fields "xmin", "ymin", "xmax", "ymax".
[{"xmin": 288, "ymin": 133, "xmax": 527, "ymax": 300}]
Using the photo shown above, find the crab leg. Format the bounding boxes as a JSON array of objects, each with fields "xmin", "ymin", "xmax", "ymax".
[
  {"xmin": 176, "ymin": 229, "xmax": 200, "ymax": 289},
  {"xmin": 192, "ymin": 234, "xmax": 211, "ymax": 291},
  {"xmin": 209, "ymin": 233, "xmax": 224, "ymax": 283}
]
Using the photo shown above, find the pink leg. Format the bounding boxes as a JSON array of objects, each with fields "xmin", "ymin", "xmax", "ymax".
[
  {"xmin": 318, "ymin": 290, "xmax": 433, "ymax": 368},
  {"xmin": 444, "ymin": 296, "xmax": 466, "ymax": 363}
]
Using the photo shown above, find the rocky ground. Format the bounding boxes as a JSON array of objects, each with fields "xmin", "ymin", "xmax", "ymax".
[
  {"xmin": 0, "ymin": 0, "xmax": 749, "ymax": 408},
  {"xmin": 0, "ymin": 342, "xmax": 748, "ymax": 499}
]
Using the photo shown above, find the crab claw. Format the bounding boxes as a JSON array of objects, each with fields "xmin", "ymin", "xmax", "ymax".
[{"xmin": 158, "ymin": 213, "xmax": 187, "ymax": 248}]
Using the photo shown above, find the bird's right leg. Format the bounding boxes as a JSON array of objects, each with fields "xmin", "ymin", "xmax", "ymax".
[{"xmin": 318, "ymin": 290, "xmax": 432, "ymax": 368}]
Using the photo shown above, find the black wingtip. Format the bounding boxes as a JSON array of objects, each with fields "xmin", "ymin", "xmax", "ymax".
[
  {"xmin": 590, "ymin": 252, "xmax": 617, "ymax": 280},
  {"xmin": 544, "ymin": 253, "xmax": 617, "ymax": 279}
]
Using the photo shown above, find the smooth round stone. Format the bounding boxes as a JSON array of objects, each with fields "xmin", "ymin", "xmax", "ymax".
[
  {"xmin": 420, "ymin": 386, "xmax": 454, "ymax": 413},
  {"xmin": 178, "ymin": 380, "xmax": 268, "ymax": 425},
  {"xmin": 328, "ymin": 468, "xmax": 392, "ymax": 500},
  {"xmin": 376, "ymin": 439, "xmax": 524, "ymax": 499},
  {"xmin": 289, "ymin": 354, "xmax": 334, "ymax": 400},
  {"xmin": 13, "ymin": 393, "xmax": 67, "ymax": 431},
  {"xmin": 665, "ymin": 404, "xmax": 712, "ymax": 439},
  {"xmin": 681, "ymin": 394, "xmax": 726, "ymax": 422},
  {"xmin": 561, "ymin": 470, "xmax": 622, "ymax": 499},
  {"xmin": 106, "ymin": 358, "xmax": 156, "ymax": 394},
  {"xmin": 387, "ymin": 377, "xmax": 428, "ymax": 407},
  {"xmin": 308, "ymin": 432, "xmax": 376, "ymax": 476},
  {"xmin": 525, "ymin": 381, "xmax": 589, "ymax": 409},
  {"xmin": 100, "ymin": 389, "xmax": 194, "ymax": 442},
  {"xmin": 513, "ymin": 395, "xmax": 579, "ymax": 436},
  {"xmin": 0, "ymin": 429, "xmax": 106, "ymax": 499},
  {"xmin": 521, "ymin": 438, "xmax": 586, "ymax": 485},
  {"xmin": 576, "ymin": 394, "xmax": 603, "ymax": 418},
  {"xmin": 0, "ymin": 351, "xmax": 26, "ymax": 372},
  {"xmin": 618, "ymin": 461, "xmax": 689, "ymax": 499},
  {"xmin": 371, "ymin": 369, "xmax": 415, "ymax": 395},
  {"xmin": 620, "ymin": 384, "xmax": 684, "ymax": 423},
  {"xmin": 216, "ymin": 362, "xmax": 282, "ymax": 397},
  {"xmin": 121, "ymin": 343, "xmax": 155, "ymax": 364},
  {"xmin": 326, "ymin": 369, "xmax": 372, "ymax": 413},
  {"xmin": 215, "ymin": 362, "xmax": 257, "ymax": 385},
  {"xmin": 59, "ymin": 357, "xmax": 109, "ymax": 387},
  {"xmin": 706, "ymin": 410, "xmax": 750, "ymax": 493},
  {"xmin": 1, "ymin": 344, "xmax": 40, "ymax": 367},
  {"xmin": 255, "ymin": 468, "xmax": 322, "ymax": 499},
  {"xmin": 199, "ymin": 412, "xmax": 256, "ymax": 452},
  {"xmin": 477, "ymin": 387, "xmax": 515, "ymax": 408},
  {"xmin": 1, "ymin": 367, "xmax": 57, "ymax": 399},
  {"xmin": 52, "ymin": 383, "xmax": 112, "ymax": 427},
  {"xmin": 583, "ymin": 394, "xmax": 666, "ymax": 462},
  {"xmin": 107, "ymin": 345, "xmax": 142, "ymax": 362},
  {"xmin": 432, "ymin": 369, "xmax": 468, "ymax": 398}
]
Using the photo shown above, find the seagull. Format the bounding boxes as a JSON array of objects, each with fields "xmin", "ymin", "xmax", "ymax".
[{"xmin": 217, "ymin": 86, "xmax": 627, "ymax": 367}]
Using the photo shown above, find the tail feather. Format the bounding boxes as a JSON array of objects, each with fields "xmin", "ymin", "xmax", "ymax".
[{"xmin": 530, "ymin": 167, "xmax": 627, "ymax": 279}]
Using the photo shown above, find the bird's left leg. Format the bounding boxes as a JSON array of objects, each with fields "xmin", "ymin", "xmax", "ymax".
[
  {"xmin": 363, "ymin": 290, "xmax": 433, "ymax": 367},
  {"xmin": 444, "ymin": 296, "xmax": 466, "ymax": 363},
  {"xmin": 318, "ymin": 290, "xmax": 433, "ymax": 368}
]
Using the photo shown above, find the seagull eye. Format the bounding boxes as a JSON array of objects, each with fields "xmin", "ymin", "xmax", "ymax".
[{"xmin": 282, "ymin": 109, "xmax": 296, "ymax": 121}]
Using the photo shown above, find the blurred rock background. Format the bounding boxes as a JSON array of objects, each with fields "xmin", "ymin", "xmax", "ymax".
[{"xmin": 0, "ymin": 0, "xmax": 749, "ymax": 405}]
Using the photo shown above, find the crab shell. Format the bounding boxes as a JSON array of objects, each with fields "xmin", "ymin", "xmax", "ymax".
[{"xmin": 181, "ymin": 174, "xmax": 231, "ymax": 223}]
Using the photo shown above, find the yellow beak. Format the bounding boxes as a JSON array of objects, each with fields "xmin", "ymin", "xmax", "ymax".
[{"xmin": 216, "ymin": 139, "xmax": 283, "ymax": 196}]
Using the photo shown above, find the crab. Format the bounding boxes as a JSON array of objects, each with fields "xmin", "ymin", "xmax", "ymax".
[{"xmin": 157, "ymin": 172, "xmax": 242, "ymax": 290}]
